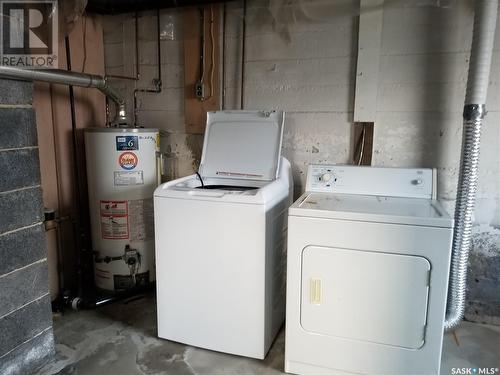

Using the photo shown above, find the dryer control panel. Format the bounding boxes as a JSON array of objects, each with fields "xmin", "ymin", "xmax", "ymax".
[{"xmin": 306, "ymin": 164, "xmax": 435, "ymax": 199}]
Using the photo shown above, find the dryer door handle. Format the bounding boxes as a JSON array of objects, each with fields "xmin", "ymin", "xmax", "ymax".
[{"xmin": 188, "ymin": 190, "xmax": 226, "ymax": 198}]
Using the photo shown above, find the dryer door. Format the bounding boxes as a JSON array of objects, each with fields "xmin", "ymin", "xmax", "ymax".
[{"xmin": 300, "ymin": 246, "xmax": 430, "ymax": 349}]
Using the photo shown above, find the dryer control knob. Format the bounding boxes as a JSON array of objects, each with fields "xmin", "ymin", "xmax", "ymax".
[
  {"xmin": 412, "ymin": 179, "xmax": 423, "ymax": 185},
  {"xmin": 321, "ymin": 173, "xmax": 332, "ymax": 182}
]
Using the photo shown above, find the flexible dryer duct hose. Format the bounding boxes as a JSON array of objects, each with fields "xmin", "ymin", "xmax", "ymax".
[{"xmin": 444, "ymin": 0, "xmax": 498, "ymax": 331}]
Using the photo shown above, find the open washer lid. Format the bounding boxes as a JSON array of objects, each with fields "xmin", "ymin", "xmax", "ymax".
[{"xmin": 199, "ymin": 110, "xmax": 284, "ymax": 181}]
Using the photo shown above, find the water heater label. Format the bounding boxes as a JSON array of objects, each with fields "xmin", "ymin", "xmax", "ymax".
[
  {"xmin": 118, "ymin": 152, "xmax": 138, "ymax": 170},
  {"xmin": 100, "ymin": 200, "xmax": 129, "ymax": 239},
  {"xmin": 114, "ymin": 171, "xmax": 144, "ymax": 186},
  {"xmin": 116, "ymin": 136, "xmax": 138, "ymax": 151}
]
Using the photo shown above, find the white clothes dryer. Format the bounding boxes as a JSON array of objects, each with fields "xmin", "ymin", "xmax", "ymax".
[{"xmin": 285, "ymin": 164, "xmax": 453, "ymax": 375}]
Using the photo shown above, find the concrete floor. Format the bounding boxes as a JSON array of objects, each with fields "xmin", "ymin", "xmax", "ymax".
[{"xmin": 37, "ymin": 294, "xmax": 500, "ymax": 375}]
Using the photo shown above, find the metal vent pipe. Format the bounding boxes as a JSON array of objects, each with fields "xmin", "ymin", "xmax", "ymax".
[
  {"xmin": 445, "ymin": 0, "xmax": 498, "ymax": 331},
  {"xmin": 0, "ymin": 66, "xmax": 127, "ymax": 124}
]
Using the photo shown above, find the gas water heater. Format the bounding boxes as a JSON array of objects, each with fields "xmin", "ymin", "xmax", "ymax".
[{"xmin": 84, "ymin": 128, "xmax": 159, "ymax": 293}]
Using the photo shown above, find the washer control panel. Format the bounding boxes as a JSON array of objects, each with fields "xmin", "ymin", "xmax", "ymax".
[{"xmin": 306, "ymin": 164, "xmax": 435, "ymax": 199}]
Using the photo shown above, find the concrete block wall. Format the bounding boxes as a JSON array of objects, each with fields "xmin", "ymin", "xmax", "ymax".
[
  {"xmin": 102, "ymin": 10, "xmax": 199, "ymax": 178},
  {"xmin": 223, "ymin": 0, "xmax": 357, "ymax": 192},
  {"xmin": 102, "ymin": 0, "xmax": 500, "ymax": 323},
  {"xmin": 0, "ymin": 79, "xmax": 54, "ymax": 374}
]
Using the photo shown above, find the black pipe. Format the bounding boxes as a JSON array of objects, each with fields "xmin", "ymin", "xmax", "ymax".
[
  {"xmin": 63, "ymin": 285, "xmax": 154, "ymax": 311},
  {"xmin": 240, "ymin": 0, "xmax": 246, "ymax": 109},
  {"xmin": 88, "ymin": 288, "xmax": 154, "ymax": 308},
  {"xmin": 47, "ymin": 86, "xmax": 68, "ymax": 312},
  {"xmin": 86, "ymin": 0, "xmax": 234, "ymax": 14},
  {"xmin": 65, "ymin": 37, "xmax": 93, "ymax": 302},
  {"xmin": 156, "ymin": 9, "xmax": 162, "ymax": 86},
  {"xmin": 199, "ymin": 7, "xmax": 206, "ymax": 85},
  {"xmin": 65, "ymin": 37, "xmax": 82, "ymax": 298}
]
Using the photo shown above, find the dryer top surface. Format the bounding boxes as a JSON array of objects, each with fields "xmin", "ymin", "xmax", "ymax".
[{"xmin": 290, "ymin": 192, "xmax": 453, "ymax": 228}]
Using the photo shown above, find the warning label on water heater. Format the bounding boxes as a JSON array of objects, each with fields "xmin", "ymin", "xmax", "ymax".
[
  {"xmin": 114, "ymin": 170, "xmax": 144, "ymax": 186},
  {"xmin": 100, "ymin": 200, "xmax": 129, "ymax": 239}
]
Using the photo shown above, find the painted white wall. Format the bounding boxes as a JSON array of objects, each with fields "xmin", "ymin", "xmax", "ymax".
[{"xmin": 102, "ymin": 0, "xmax": 500, "ymax": 227}]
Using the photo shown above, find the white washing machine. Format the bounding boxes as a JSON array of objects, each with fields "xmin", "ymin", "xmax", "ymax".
[
  {"xmin": 285, "ymin": 165, "xmax": 453, "ymax": 375},
  {"xmin": 154, "ymin": 110, "xmax": 293, "ymax": 359}
]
